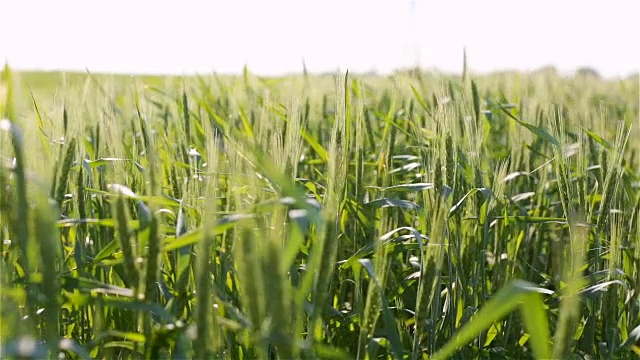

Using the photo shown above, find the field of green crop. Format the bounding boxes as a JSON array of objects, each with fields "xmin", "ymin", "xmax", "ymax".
[{"xmin": 1, "ymin": 63, "xmax": 639, "ymax": 359}]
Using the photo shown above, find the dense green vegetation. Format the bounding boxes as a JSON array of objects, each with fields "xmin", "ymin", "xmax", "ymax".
[{"xmin": 1, "ymin": 64, "xmax": 639, "ymax": 359}]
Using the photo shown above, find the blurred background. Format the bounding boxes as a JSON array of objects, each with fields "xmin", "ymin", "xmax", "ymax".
[{"xmin": 1, "ymin": 0, "xmax": 638, "ymax": 78}]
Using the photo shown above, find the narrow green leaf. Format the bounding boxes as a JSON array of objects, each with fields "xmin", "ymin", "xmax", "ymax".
[
  {"xmin": 499, "ymin": 105, "xmax": 560, "ymax": 147},
  {"xmin": 432, "ymin": 280, "xmax": 552, "ymax": 360},
  {"xmin": 365, "ymin": 198, "xmax": 420, "ymax": 210}
]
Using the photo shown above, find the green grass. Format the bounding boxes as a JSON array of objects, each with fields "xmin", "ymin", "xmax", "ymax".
[{"xmin": 1, "ymin": 64, "xmax": 639, "ymax": 359}]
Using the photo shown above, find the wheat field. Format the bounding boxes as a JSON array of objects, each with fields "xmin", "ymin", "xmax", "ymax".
[{"xmin": 1, "ymin": 64, "xmax": 639, "ymax": 359}]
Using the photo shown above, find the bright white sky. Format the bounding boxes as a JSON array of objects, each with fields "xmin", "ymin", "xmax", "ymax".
[{"xmin": 1, "ymin": 0, "xmax": 638, "ymax": 78}]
